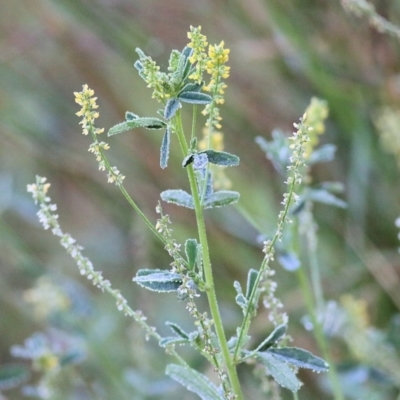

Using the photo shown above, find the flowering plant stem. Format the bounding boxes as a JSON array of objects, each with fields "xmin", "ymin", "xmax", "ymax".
[{"xmin": 174, "ymin": 110, "xmax": 244, "ymax": 399}]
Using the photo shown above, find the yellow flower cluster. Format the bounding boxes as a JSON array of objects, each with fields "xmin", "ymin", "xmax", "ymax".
[
  {"xmin": 74, "ymin": 84, "xmax": 104, "ymax": 136},
  {"xmin": 187, "ymin": 25, "xmax": 208, "ymax": 84},
  {"xmin": 303, "ymin": 97, "xmax": 328, "ymax": 157}
]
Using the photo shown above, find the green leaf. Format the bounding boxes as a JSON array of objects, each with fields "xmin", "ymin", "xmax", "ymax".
[
  {"xmin": 203, "ymin": 191, "xmax": 240, "ymax": 209},
  {"xmin": 307, "ymin": 188, "xmax": 347, "ymax": 209},
  {"xmin": 256, "ymin": 352, "xmax": 301, "ymax": 392},
  {"xmin": 178, "ymin": 82, "xmax": 203, "ymax": 95},
  {"xmin": 160, "ymin": 128, "xmax": 171, "ymax": 169},
  {"xmin": 267, "ymin": 347, "xmax": 329, "ymax": 372},
  {"xmin": 182, "ymin": 154, "xmax": 194, "ymax": 167},
  {"xmin": 178, "ymin": 91, "xmax": 212, "ymax": 105},
  {"xmin": 256, "ymin": 324, "xmax": 288, "ymax": 352},
  {"xmin": 166, "ymin": 364, "xmax": 224, "ymax": 400},
  {"xmin": 166, "ymin": 321, "xmax": 190, "ymax": 340},
  {"xmin": 193, "ymin": 153, "xmax": 209, "ymax": 170},
  {"xmin": 125, "ymin": 111, "xmax": 139, "ymax": 121},
  {"xmin": 159, "ymin": 337, "xmax": 189, "ymax": 347},
  {"xmin": 108, "ymin": 118, "xmax": 167, "ymax": 136},
  {"xmin": 164, "ymin": 98, "xmax": 181, "ymax": 120},
  {"xmin": 235, "ymin": 293, "xmax": 247, "ymax": 308},
  {"xmin": 133, "ymin": 269, "xmax": 183, "ymax": 292},
  {"xmin": 161, "ymin": 189, "xmax": 194, "ymax": 209},
  {"xmin": 245, "ymin": 269, "xmax": 258, "ymax": 299},
  {"xmin": 201, "ymin": 150, "xmax": 240, "ymax": 167},
  {"xmin": 185, "ymin": 239, "xmax": 198, "ymax": 271},
  {"xmin": 0, "ymin": 364, "xmax": 30, "ymax": 390},
  {"xmin": 308, "ymin": 144, "xmax": 336, "ymax": 165}
]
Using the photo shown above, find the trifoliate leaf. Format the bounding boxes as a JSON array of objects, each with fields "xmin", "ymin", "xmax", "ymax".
[
  {"xmin": 166, "ymin": 364, "xmax": 224, "ymax": 400},
  {"xmin": 160, "ymin": 189, "xmax": 194, "ymax": 209},
  {"xmin": 178, "ymin": 91, "xmax": 212, "ymax": 105},
  {"xmin": 203, "ymin": 191, "xmax": 240, "ymax": 209},
  {"xmin": 256, "ymin": 352, "xmax": 301, "ymax": 392},
  {"xmin": 267, "ymin": 347, "xmax": 329, "ymax": 372},
  {"xmin": 164, "ymin": 98, "xmax": 181, "ymax": 120},
  {"xmin": 201, "ymin": 150, "xmax": 240, "ymax": 167},
  {"xmin": 160, "ymin": 128, "xmax": 171, "ymax": 169},
  {"xmin": 255, "ymin": 324, "xmax": 288, "ymax": 352},
  {"xmin": 108, "ymin": 118, "xmax": 167, "ymax": 136},
  {"xmin": 133, "ymin": 269, "xmax": 183, "ymax": 292}
]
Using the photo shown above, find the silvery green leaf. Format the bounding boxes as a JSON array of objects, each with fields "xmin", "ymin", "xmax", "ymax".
[
  {"xmin": 0, "ymin": 364, "xmax": 30, "ymax": 391},
  {"xmin": 178, "ymin": 82, "xmax": 203, "ymax": 95},
  {"xmin": 166, "ymin": 364, "xmax": 224, "ymax": 400},
  {"xmin": 160, "ymin": 189, "xmax": 194, "ymax": 209},
  {"xmin": 125, "ymin": 111, "xmax": 139, "ymax": 121},
  {"xmin": 256, "ymin": 352, "xmax": 301, "ymax": 392},
  {"xmin": 308, "ymin": 189, "xmax": 347, "ymax": 209},
  {"xmin": 178, "ymin": 91, "xmax": 212, "ymax": 105},
  {"xmin": 318, "ymin": 181, "xmax": 345, "ymax": 194},
  {"xmin": 164, "ymin": 98, "xmax": 181, "ymax": 120},
  {"xmin": 108, "ymin": 118, "xmax": 167, "ymax": 136},
  {"xmin": 185, "ymin": 239, "xmax": 198, "ymax": 271},
  {"xmin": 160, "ymin": 128, "xmax": 171, "ymax": 169},
  {"xmin": 255, "ymin": 324, "xmax": 288, "ymax": 352},
  {"xmin": 193, "ymin": 153, "xmax": 209, "ymax": 170},
  {"xmin": 201, "ymin": 150, "xmax": 240, "ymax": 167},
  {"xmin": 133, "ymin": 269, "xmax": 183, "ymax": 292},
  {"xmin": 203, "ymin": 191, "xmax": 240, "ymax": 209},
  {"xmin": 166, "ymin": 321, "xmax": 190, "ymax": 340},
  {"xmin": 267, "ymin": 347, "xmax": 329, "ymax": 372},
  {"xmin": 159, "ymin": 337, "xmax": 189, "ymax": 347},
  {"xmin": 183, "ymin": 154, "xmax": 194, "ymax": 167},
  {"xmin": 235, "ymin": 294, "xmax": 247, "ymax": 308},
  {"xmin": 308, "ymin": 144, "xmax": 336, "ymax": 165},
  {"xmin": 233, "ymin": 280, "xmax": 243, "ymax": 296},
  {"xmin": 277, "ymin": 251, "xmax": 301, "ymax": 271},
  {"xmin": 245, "ymin": 269, "xmax": 258, "ymax": 299}
]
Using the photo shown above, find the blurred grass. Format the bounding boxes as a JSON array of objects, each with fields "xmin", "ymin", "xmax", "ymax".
[{"xmin": 1, "ymin": 0, "xmax": 400, "ymax": 398}]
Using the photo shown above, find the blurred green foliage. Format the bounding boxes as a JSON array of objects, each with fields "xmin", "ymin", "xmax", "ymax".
[{"xmin": 1, "ymin": 0, "xmax": 400, "ymax": 399}]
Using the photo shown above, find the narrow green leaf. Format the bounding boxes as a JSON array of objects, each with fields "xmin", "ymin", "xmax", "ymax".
[
  {"xmin": 256, "ymin": 324, "xmax": 288, "ymax": 352},
  {"xmin": 133, "ymin": 269, "xmax": 183, "ymax": 292},
  {"xmin": 0, "ymin": 364, "xmax": 30, "ymax": 390},
  {"xmin": 125, "ymin": 111, "xmax": 139, "ymax": 121},
  {"xmin": 166, "ymin": 321, "xmax": 190, "ymax": 340},
  {"xmin": 108, "ymin": 118, "xmax": 167, "ymax": 136},
  {"xmin": 267, "ymin": 347, "xmax": 329, "ymax": 372},
  {"xmin": 235, "ymin": 293, "xmax": 247, "ymax": 308},
  {"xmin": 159, "ymin": 337, "xmax": 189, "ymax": 347},
  {"xmin": 166, "ymin": 364, "xmax": 224, "ymax": 400},
  {"xmin": 201, "ymin": 150, "xmax": 240, "ymax": 167},
  {"xmin": 308, "ymin": 189, "xmax": 347, "ymax": 209},
  {"xmin": 308, "ymin": 144, "xmax": 336, "ymax": 165},
  {"xmin": 256, "ymin": 352, "xmax": 301, "ymax": 392},
  {"xmin": 164, "ymin": 98, "xmax": 181, "ymax": 120},
  {"xmin": 203, "ymin": 191, "xmax": 240, "ymax": 209},
  {"xmin": 185, "ymin": 239, "xmax": 198, "ymax": 271},
  {"xmin": 183, "ymin": 154, "xmax": 194, "ymax": 167},
  {"xmin": 178, "ymin": 91, "xmax": 212, "ymax": 105},
  {"xmin": 161, "ymin": 189, "xmax": 194, "ymax": 209},
  {"xmin": 178, "ymin": 82, "xmax": 203, "ymax": 95},
  {"xmin": 245, "ymin": 269, "xmax": 258, "ymax": 299},
  {"xmin": 160, "ymin": 128, "xmax": 171, "ymax": 169}
]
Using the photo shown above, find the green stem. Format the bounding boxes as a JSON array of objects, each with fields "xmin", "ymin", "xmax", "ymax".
[
  {"xmin": 174, "ymin": 110, "xmax": 244, "ymax": 400},
  {"xmin": 295, "ymin": 267, "xmax": 344, "ymax": 400}
]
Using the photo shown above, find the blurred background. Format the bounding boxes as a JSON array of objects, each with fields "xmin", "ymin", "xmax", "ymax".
[{"xmin": 1, "ymin": 0, "xmax": 400, "ymax": 399}]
